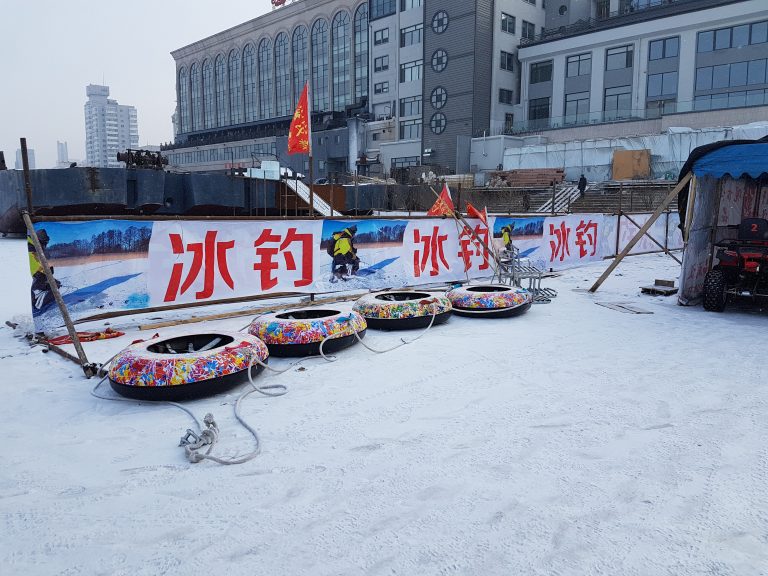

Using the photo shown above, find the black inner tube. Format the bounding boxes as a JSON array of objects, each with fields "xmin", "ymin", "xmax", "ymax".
[
  {"xmin": 147, "ymin": 334, "xmax": 235, "ymax": 354},
  {"xmin": 375, "ymin": 292, "xmax": 431, "ymax": 302},
  {"xmin": 275, "ymin": 309, "xmax": 341, "ymax": 320},
  {"xmin": 465, "ymin": 286, "xmax": 511, "ymax": 293}
]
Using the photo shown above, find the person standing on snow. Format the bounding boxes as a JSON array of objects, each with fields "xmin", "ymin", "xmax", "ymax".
[
  {"xmin": 28, "ymin": 229, "xmax": 61, "ymax": 311},
  {"xmin": 330, "ymin": 225, "xmax": 360, "ymax": 281}
]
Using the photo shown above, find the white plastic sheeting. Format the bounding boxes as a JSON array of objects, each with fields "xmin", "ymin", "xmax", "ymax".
[{"xmin": 501, "ymin": 123, "xmax": 768, "ymax": 182}]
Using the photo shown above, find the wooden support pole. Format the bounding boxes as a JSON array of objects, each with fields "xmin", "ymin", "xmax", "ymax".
[
  {"xmin": 20, "ymin": 138, "xmax": 34, "ymax": 214},
  {"xmin": 620, "ymin": 212, "xmax": 682, "ymax": 264},
  {"xmin": 22, "ymin": 211, "xmax": 95, "ymax": 377},
  {"xmin": 589, "ymin": 172, "xmax": 692, "ymax": 293}
]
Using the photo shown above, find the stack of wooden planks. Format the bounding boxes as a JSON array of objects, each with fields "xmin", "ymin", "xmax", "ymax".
[{"xmin": 488, "ymin": 168, "xmax": 565, "ymax": 188}]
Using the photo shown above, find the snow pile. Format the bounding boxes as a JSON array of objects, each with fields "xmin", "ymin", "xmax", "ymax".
[{"xmin": 0, "ymin": 239, "xmax": 766, "ymax": 575}]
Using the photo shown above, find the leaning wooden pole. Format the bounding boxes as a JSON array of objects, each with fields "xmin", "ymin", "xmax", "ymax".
[
  {"xmin": 589, "ymin": 172, "xmax": 692, "ymax": 293},
  {"xmin": 621, "ymin": 212, "xmax": 682, "ymax": 264},
  {"xmin": 20, "ymin": 138, "xmax": 34, "ymax": 214},
  {"xmin": 22, "ymin": 212, "xmax": 95, "ymax": 377}
]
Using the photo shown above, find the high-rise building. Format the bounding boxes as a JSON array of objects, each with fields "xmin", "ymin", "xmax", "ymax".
[
  {"xmin": 84, "ymin": 84, "xmax": 139, "ymax": 167},
  {"xmin": 56, "ymin": 141, "xmax": 70, "ymax": 168},
  {"xmin": 15, "ymin": 148, "xmax": 36, "ymax": 170}
]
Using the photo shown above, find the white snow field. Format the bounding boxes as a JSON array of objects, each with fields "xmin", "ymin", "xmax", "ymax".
[{"xmin": 1, "ymin": 238, "xmax": 766, "ymax": 576}]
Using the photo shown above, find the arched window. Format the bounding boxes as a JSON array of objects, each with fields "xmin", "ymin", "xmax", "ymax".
[
  {"xmin": 275, "ymin": 33, "xmax": 291, "ymax": 116},
  {"xmin": 215, "ymin": 55, "xmax": 228, "ymax": 126},
  {"xmin": 243, "ymin": 44, "xmax": 257, "ymax": 122},
  {"xmin": 292, "ymin": 26, "xmax": 308, "ymax": 107},
  {"xmin": 228, "ymin": 49, "xmax": 242, "ymax": 124},
  {"xmin": 354, "ymin": 4, "xmax": 369, "ymax": 102},
  {"xmin": 178, "ymin": 67, "xmax": 189, "ymax": 133},
  {"xmin": 202, "ymin": 59, "xmax": 215, "ymax": 129},
  {"xmin": 311, "ymin": 19, "xmax": 329, "ymax": 112},
  {"xmin": 190, "ymin": 63, "xmax": 201, "ymax": 131},
  {"xmin": 332, "ymin": 12, "xmax": 351, "ymax": 111},
  {"xmin": 258, "ymin": 39, "xmax": 273, "ymax": 119}
]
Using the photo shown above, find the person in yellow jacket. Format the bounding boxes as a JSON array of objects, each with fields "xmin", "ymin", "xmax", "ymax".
[
  {"xmin": 501, "ymin": 224, "xmax": 514, "ymax": 251},
  {"xmin": 28, "ymin": 229, "xmax": 61, "ymax": 311},
  {"xmin": 330, "ymin": 225, "xmax": 360, "ymax": 281}
]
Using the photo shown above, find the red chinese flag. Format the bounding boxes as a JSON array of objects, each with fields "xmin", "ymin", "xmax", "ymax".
[
  {"xmin": 288, "ymin": 83, "xmax": 310, "ymax": 155},
  {"xmin": 427, "ymin": 184, "xmax": 456, "ymax": 216},
  {"xmin": 466, "ymin": 202, "xmax": 488, "ymax": 225}
]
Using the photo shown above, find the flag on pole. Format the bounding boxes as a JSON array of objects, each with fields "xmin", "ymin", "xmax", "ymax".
[
  {"xmin": 427, "ymin": 184, "xmax": 455, "ymax": 216},
  {"xmin": 466, "ymin": 202, "xmax": 488, "ymax": 225},
  {"xmin": 288, "ymin": 83, "xmax": 311, "ymax": 155}
]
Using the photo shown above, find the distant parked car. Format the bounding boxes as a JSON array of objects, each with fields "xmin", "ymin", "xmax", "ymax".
[{"xmin": 314, "ymin": 178, "xmax": 329, "ymax": 185}]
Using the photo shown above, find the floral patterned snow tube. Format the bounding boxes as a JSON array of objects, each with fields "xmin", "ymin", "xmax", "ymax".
[
  {"xmin": 248, "ymin": 308, "xmax": 367, "ymax": 357},
  {"xmin": 108, "ymin": 332, "xmax": 269, "ymax": 401},
  {"xmin": 446, "ymin": 284, "xmax": 533, "ymax": 318},
  {"xmin": 353, "ymin": 291, "xmax": 452, "ymax": 330}
]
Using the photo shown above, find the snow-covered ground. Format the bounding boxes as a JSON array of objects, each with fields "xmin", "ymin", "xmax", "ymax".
[{"xmin": 1, "ymin": 238, "xmax": 766, "ymax": 575}]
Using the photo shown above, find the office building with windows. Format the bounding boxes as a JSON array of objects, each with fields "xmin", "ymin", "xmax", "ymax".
[
  {"xmin": 514, "ymin": 0, "xmax": 768, "ymax": 135},
  {"xmin": 84, "ymin": 85, "xmax": 139, "ymax": 168},
  {"xmin": 167, "ymin": 0, "xmax": 545, "ymax": 177}
]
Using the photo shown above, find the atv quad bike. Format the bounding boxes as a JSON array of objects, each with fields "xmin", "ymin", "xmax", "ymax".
[{"xmin": 703, "ymin": 218, "xmax": 768, "ymax": 312}]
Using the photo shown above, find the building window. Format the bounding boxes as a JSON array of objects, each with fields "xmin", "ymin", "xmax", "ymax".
[
  {"xmin": 400, "ymin": 59, "xmax": 423, "ymax": 82},
  {"xmin": 523, "ymin": 0, "xmax": 535, "ymax": 4},
  {"xmin": 374, "ymin": 55, "xmax": 389, "ymax": 72},
  {"xmin": 430, "ymin": 112, "xmax": 447, "ymax": 134},
  {"xmin": 178, "ymin": 67, "xmax": 189, "ymax": 133},
  {"xmin": 374, "ymin": 28, "xmax": 389, "ymax": 45},
  {"xmin": 501, "ymin": 51, "xmax": 515, "ymax": 72},
  {"xmin": 202, "ymin": 59, "xmax": 215, "ymax": 129},
  {"xmin": 401, "ymin": 0, "xmax": 422, "ymax": 10},
  {"xmin": 370, "ymin": 0, "xmax": 396, "ymax": 20},
  {"xmin": 214, "ymin": 55, "xmax": 227, "ymax": 127},
  {"xmin": 646, "ymin": 98, "xmax": 677, "ymax": 118},
  {"xmin": 391, "ymin": 156, "xmax": 419, "ymax": 168},
  {"xmin": 400, "ymin": 23, "xmax": 423, "ymax": 47},
  {"xmin": 649, "ymin": 37, "xmax": 679, "ymax": 60},
  {"xmin": 374, "ymin": 81, "xmax": 389, "ymax": 94},
  {"xmin": 275, "ymin": 33, "xmax": 291, "ymax": 116},
  {"xmin": 258, "ymin": 40, "xmax": 273, "ymax": 119},
  {"xmin": 431, "ymin": 86, "xmax": 447, "ymax": 109},
  {"xmin": 530, "ymin": 60, "xmax": 552, "ymax": 83},
  {"xmin": 399, "ymin": 119, "xmax": 421, "ymax": 140},
  {"xmin": 522, "ymin": 20, "xmax": 535, "ymax": 40},
  {"xmin": 499, "ymin": 88, "xmax": 514, "ymax": 105},
  {"xmin": 697, "ymin": 60, "xmax": 767, "ymax": 90},
  {"xmin": 243, "ymin": 45, "xmax": 257, "ymax": 122},
  {"xmin": 564, "ymin": 91, "xmax": 589, "ymax": 124},
  {"xmin": 332, "ymin": 11, "xmax": 352, "ymax": 111},
  {"xmin": 400, "ymin": 95, "xmax": 421, "ymax": 116},
  {"xmin": 432, "ymin": 10, "xmax": 449, "ymax": 34},
  {"xmin": 752, "ymin": 21, "xmax": 768, "ymax": 44},
  {"xmin": 190, "ymin": 63, "xmax": 201, "ymax": 131},
  {"xmin": 312, "ymin": 19, "xmax": 330, "ymax": 112},
  {"xmin": 354, "ymin": 4, "xmax": 369, "ymax": 102},
  {"xmin": 504, "ymin": 113, "xmax": 514, "ymax": 132},
  {"xmin": 431, "ymin": 49, "xmax": 448, "ymax": 72},
  {"xmin": 647, "ymin": 71, "xmax": 678, "ymax": 98},
  {"xmin": 606, "ymin": 45, "xmax": 633, "ymax": 70},
  {"xmin": 228, "ymin": 49, "xmax": 242, "ymax": 124},
  {"xmin": 604, "ymin": 85, "xmax": 632, "ymax": 120},
  {"xmin": 528, "ymin": 97, "xmax": 550, "ymax": 125},
  {"xmin": 566, "ymin": 53, "xmax": 591, "ymax": 77},
  {"xmin": 501, "ymin": 12, "xmax": 515, "ymax": 34}
]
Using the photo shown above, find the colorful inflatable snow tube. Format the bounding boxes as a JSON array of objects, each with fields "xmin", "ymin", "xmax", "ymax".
[
  {"xmin": 446, "ymin": 284, "xmax": 533, "ymax": 318},
  {"xmin": 353, "ymin": 291, "xmax": 452, "ymax": 330},
  {"xmin": 248, "ymin": 309, "xmax": 367, "ymax": 357},
  {"xmin": 108, "ymin": 332, "xmax": 269, "ymax": 401}
]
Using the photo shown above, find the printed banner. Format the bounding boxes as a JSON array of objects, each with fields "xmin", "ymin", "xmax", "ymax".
[{"xmin": 28, "ymin": 213, "xmax": 676, "ymax": 332}]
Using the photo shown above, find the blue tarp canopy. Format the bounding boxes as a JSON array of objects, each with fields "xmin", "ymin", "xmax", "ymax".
[{"xmin": 692, "ymin": 143, "xmax": 768, "ymax": 179}]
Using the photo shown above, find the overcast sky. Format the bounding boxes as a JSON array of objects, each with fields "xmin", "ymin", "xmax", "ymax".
[{"xmin": 1, "ymin": 0, "xmax": 278, "ymax": 169}]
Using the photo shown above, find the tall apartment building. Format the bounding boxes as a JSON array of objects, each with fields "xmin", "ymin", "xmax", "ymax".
[
  {"xmin": 514, "ymin": 0, "xmax": 768, "ymax": 133},
  {"xmin": 167, "ymin": 0, "xmax": 545, "ymax": 176},
  {"xmin": 56, "ymin": 141, "xmax": 70, "ymax": 168},
  {"xmin": 84, "ymin": 84, "xmax": 139, "ymax": 168},
  {"xmin": 15, "ymin": 148, "xmax": 36, "ymax": 170}
]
